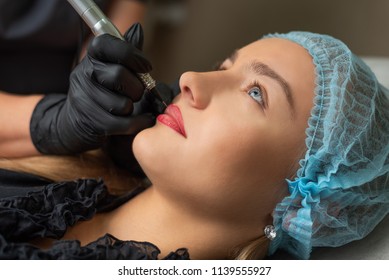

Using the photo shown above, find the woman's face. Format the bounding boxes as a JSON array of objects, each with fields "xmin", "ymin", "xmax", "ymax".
[{"xmin": 133, "ymin": 38, "xmax": 315, "ymax": 225}]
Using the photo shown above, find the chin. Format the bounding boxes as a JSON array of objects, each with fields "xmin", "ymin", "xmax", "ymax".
[
  {"xmin": 132, "ymin": 126, "xmax": 167, "ymax": 180},
  {"xmin": 133, "ymin": 128, "xmax": 152, "ymax": 169}
]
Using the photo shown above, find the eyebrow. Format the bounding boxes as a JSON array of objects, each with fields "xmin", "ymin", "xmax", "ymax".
[{"xmin": 226, "ymin": 50, "xmax": 295, "ymax": 116}]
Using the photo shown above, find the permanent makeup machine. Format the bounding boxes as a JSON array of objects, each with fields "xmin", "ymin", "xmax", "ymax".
[{"xmin": 67, "ymin": 0, "xmax": 168, "ymax": 108}]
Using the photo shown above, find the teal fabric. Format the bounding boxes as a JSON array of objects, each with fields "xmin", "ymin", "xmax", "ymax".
[{"xmin": 264, "ymin": 32, "xmax": 389, "ymax": 259}]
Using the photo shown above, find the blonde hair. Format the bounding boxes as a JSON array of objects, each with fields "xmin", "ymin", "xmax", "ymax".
[
  {"xmin": 0, "ymin": 150, "xmax": 145, "ymax": 195},
  {"xmin": 232, "ymin": 236, "xmax": 270, "ymax": 260}
]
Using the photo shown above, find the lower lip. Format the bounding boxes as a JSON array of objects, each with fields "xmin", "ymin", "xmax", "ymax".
[{"xmin": 157, "ymin": 110, "xmax": 186, "ymax": 137}]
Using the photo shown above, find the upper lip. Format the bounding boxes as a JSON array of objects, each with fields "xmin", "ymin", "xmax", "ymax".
[{"xmin": 159, "ymin": 104, "xmax": 187, "ymax": 137}]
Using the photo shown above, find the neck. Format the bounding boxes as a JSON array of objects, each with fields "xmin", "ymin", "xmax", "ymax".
[{"xmin": 103, "ymin": 185, "xmax": 259, "ymax": 259}]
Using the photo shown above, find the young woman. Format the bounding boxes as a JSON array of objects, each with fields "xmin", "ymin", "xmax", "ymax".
[{"xmin": 0, "ymin": 31, "xmax": 388, "ymax": 260}]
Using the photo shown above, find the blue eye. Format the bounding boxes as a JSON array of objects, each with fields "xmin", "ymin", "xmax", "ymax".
[{"xmin": 248, "ymin": 86, "xmax": 265, "ymax": 106}]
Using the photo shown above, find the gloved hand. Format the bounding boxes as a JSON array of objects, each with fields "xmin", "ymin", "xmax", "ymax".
[{"xmin": 30, "ymin": 23, "xmax": 155, "ymax": 155}]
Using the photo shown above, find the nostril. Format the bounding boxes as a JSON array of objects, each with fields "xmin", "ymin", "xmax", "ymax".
[
  {"xmin": 182, "ymin": 85, "xmax": 190, "ymax": 93},
  {"xmin": 179, "ymin": 78, "xmax": 195, "ymax": 103},
  {"xmin": 182, "ymin": 85, "xmax": 193, "ymax": 99}
]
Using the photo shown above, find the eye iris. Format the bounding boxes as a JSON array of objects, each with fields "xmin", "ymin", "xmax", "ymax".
[{"xmin": 249, "ymin": 87, "xmax": 263, "ymax": 103}]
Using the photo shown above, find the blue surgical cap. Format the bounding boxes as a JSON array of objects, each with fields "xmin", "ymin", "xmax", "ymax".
[{"xmin": 264, "ymin": 31, "xmax": 389, "ymax": 259}]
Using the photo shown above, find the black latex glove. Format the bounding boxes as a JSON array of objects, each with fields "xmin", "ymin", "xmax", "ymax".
[{"xmin": 30, "ymin": 23, "xmax": 154, "ymax": 155}]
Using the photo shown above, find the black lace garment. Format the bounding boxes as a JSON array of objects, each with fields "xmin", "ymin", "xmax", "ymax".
[{"xmin": 0, "ymin": 169, "xmax": 190, "ymax": 260}]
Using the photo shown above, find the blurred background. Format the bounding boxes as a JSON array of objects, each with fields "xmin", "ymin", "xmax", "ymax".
[{"xmin": 141, "ymin": 0, "xmax": 389, "ymax": 83}]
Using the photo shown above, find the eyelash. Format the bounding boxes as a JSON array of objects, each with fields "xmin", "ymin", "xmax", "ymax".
[{"xmin": 246, "ymin": 82, "xmax": 267, "ymax": 109}]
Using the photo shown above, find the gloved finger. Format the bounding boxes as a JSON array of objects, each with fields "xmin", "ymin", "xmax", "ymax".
[
  {"xmin": 169, "ymin": 78, "xmax": 181, "ymax": 97},
  {"xmin": 124, "ymin": 22, "xmax": 144, "ymax": 50},
  {"xmin": 124, "ymin": 113, "xmax": 156, "ymax": 135},
  {"xmin": 71, "ymin": 78, "xmax": 135, "ymax": 117},
  {"xmin": 157, "ymin": 82, "xmax": 180, "ymax": 102},
  {"xmin": 92, "ymin": 87, "xmax": 134, "ymax": 116},
  {"xmin": 108, "ymin": 113, "xmax": 155, "ymax": 136},
  {"xmin": 88, "ymin": 34, "xmax": 152, "ymax": 73},
  {"xmin": 92, "ymin": 61, "xmax": 144, "ymax": 101},
  {"xmin": 136, "ymin": 82, "xmax": 179, "ymax": 115}
]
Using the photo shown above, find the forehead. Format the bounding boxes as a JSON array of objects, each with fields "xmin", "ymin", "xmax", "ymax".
[
  {"xmin": 236, "ymin": 38, "xmax": 312, "ymax": 67},
  {"xmin": 239, "ymin": 37, "xmax": 315, "ymax": 88}
]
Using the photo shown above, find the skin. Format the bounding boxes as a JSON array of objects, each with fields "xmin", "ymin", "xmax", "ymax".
[{"xmin": 60, "ymin": 37, "xmax": 316, "ymax": 259}]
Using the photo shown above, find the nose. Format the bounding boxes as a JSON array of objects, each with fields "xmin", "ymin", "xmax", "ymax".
[{"xmin": 179, "ymin": 71, "xmax": 222, "ymax": 109}]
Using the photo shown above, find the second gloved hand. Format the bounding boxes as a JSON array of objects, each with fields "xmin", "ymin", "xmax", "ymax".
[{"xmin": 30, "ymin": 23, "xmax": 154, "ymax": 155}]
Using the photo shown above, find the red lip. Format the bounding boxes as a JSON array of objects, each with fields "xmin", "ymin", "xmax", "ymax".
[{"xmin": 157, "ymin": 104, "xmax": 186, "ymax": 137}]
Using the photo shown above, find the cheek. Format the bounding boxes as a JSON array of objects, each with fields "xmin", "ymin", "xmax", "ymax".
[
  {"xmin": 186, "ymin": 120, "xmax": 269, "ymax": 192},
  {"xmin": 184, "ymin": 123, "xmax": 284, "ymax": 218}
]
